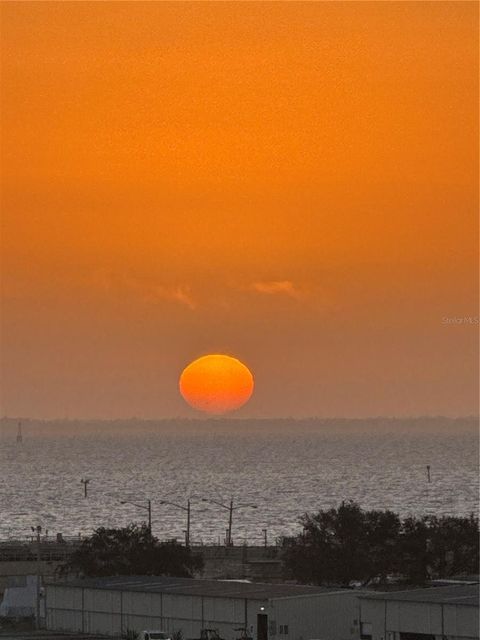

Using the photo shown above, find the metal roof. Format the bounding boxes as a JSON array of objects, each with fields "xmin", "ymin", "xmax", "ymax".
[
  {"xmin": 50, "ymin": 576, "xmax": 345, "ymax": 601},
  {"xmin": 359, "ymin": 584, "xmax": 479, "ymax": 607}
]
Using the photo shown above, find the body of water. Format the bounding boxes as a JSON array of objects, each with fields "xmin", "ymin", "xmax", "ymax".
[{"xmin": 0, "ymin": 417, "xmax": 477, "ymax": 544}]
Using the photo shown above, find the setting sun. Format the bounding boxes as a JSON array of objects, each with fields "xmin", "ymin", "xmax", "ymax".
[{"xmin": 179, "ymin": 355, "xmax": 254, "ymax": 415}]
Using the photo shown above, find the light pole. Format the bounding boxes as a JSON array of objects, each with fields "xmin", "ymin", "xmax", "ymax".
[
  {"xmin": 80, "ymin": 478, "xmax": 90, "ymax": 498},
  {"xmin": 120, "ymin": 499, "xmax": 152, "ymax": 534},
  {"xmin": 31, "ymin": 525, "xmax": 42, "ymax": 629},
  {"xmin": 202, "ymin": 497, "xmax": 257, "ymax": 546},
  {"xmin": 159, "ymin": 499, "xmax": 191, "ymax": 547},
  {"xmin": 262, "ymin": 528, "xmax": 268, "ymax": 548}
]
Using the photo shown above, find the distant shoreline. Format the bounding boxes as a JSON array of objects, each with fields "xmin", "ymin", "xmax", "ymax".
[{"xmin": 0, "ymin": 415, "xmax": 478, "ymax": 438}]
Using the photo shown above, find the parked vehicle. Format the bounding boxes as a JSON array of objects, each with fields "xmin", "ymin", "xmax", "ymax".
[
  {"xmin": 189, "ymin": 629, "xmax": 225, "ymax": 640},
  {"xmin": 140, "ymin": 631, "xmax": 172, "ymax": 640}
]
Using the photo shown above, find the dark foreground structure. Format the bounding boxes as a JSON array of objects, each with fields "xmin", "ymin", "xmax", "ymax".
[
  {"xmin": 358, "ymin": 584, "xmax": 479, "ymax": 640},
  {"xmin": 46, "ymin": 576, "xmax": 368, "ymax": 639},
  {"xmin": 44, "ymin": 577, "xmax": 479, "ymax": 640}
]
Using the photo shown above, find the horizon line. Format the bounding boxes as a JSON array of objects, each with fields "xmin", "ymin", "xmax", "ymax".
[{"xmin": 1, "ymin": 415, "xmax": 478, "ymax": 423}]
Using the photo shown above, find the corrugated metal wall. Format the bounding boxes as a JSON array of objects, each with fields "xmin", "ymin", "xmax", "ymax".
[
  {"xmin": 46, "ymin": 584, "xmax": 267, "ymax": 639},
  {"xmin": 268, "ymin": 592, "xmax": 361, "ymax": 640},
  {"xmin": 359, "ymin": 598, "xmax": 480, "ymax": 640}
]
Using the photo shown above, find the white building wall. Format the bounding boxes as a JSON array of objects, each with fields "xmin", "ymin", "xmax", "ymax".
[
  {"xmin": 443, "ymin": 603, "xmax": 479, "ymax": 638},
  {"xmin": 268, "ymin": 592, "xmax": 362, "ymax": 640},
  {"xmin": 46, "ymin": 585, "xmax": 267, "ymax": 640},
  {"xmin": 358, "ymin": 600, "xmax": 384, "ymax": 640},
  {"xmin": 46, "ymin": 585, "xmax": 84, "ymax": 633},
  {"xmin": 386, "ymin": 601, "xmax": 442, "ymax": 635},
  {"xmin": 122, "ymin": 591, "xmax": 164, "ymax": 637},
  {"xmin": 359, "ymin": 598, "xmax": 479, "ymax": 640}
]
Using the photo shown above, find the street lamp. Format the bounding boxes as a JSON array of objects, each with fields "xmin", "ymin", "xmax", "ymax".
[
  {"xmin": 31, "ymin": 525, "xmax": 42, "ymax": 629},
  {"xmin": 201, "ymin": 497, "xmax": 257, "ymax": 546},
  {"xmin": 159, "ymin": 499, "xmax": 191, "ymax": 547},
  {"xmin": 120, "ymin": 499, "xmax": 152, "ymax": 533},
  {"xmin": 80, "ymin": 478, "xmax": 90, "ymax": 498}
]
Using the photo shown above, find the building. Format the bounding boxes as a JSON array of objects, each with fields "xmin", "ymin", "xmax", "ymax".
[
  {"xmin": 358, "ymin": 584, "xmax": 479, "ymax": 640},
  {"xmin": 0, "ymin": 538, "xmax": 76, "ymax": 596},
  {"xmin": 46, "ymin": 576, "xmax": 368, "ymax": 640},
  {"xmin": 0, "ymin": 575, "xmax": 43, "ymax": 618}
]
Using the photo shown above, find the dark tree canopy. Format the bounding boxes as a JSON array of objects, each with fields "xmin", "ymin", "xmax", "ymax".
[
  {"xmin": 282, "ymin": 501, "xmax": 479, "ymax": 587},
  {"xmin": 65, "ymin": 524, "xmax": 204, "ymax": 578},
  {"xmin": 400, "ymin": 513, "xmax": 479, "ymax": 584},
  {"xmin": 282, "ymin": 501, "xmax": 401, "ymax": 586}
]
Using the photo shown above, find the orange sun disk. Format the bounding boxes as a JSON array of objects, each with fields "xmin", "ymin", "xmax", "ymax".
[{"xmin": 179, "ymin": 354, "xmax": 254, "ymax": 415}]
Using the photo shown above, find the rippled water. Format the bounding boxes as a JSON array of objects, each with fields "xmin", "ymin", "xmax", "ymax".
[{"xmin": 0, "ymin": 418, "xmax": 477, "ymax": 544}]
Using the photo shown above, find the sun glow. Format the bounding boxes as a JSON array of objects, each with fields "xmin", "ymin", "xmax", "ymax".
[{"xmin": 179, "ymin": 354, "xmax": 254, "ymax": 415}]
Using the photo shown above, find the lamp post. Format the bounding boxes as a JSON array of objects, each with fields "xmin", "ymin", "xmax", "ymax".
[
  {"xmin": 80, "ymin": 478, "xmax": 90, "ymax": 498},
  {"xmin": 120, "ymin": 499, "xmax": 152, "ymax": 534},
  {"xmin": 159, "ymin": 499, "xmax": 191, "ymax": 547},
  {"xmin": 262, "ymin": 528, "xmax": 268, "ymax": 548},
  {"xmin": 202, "ymin": 497, "xmax": 257, "ymax": 546},
  {"xmin": 31, "ymin": 525, "xmax": 42, "ymax": 629}
]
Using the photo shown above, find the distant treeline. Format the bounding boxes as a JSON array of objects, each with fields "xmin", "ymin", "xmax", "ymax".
[
  {"xmin": 282, "ymin": 501, "xmax": 479, "ymax": 586},
  {"xmin": 1, "ymin": 415, "xmax": 478, "ymax": 436}
]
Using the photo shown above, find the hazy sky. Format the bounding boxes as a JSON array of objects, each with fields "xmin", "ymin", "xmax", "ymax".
[{"xmin": 1, "ymin": 1, "xmax": 478, "ymax": 419}]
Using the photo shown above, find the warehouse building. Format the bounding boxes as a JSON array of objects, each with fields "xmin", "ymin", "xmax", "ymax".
[
  {"xmin": 358, "ymin": 584, "xmax": 479, "ymax": 640},
  {"xmin": 46, "ymin": 576, "xmax": 368, "ymax": 640}
]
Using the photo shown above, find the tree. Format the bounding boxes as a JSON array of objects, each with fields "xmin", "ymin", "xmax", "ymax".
[
  {"xmin": 429, "ymin": 514, "xmax": 479, "ymax": 577},
  {"xmin": 399, "ymin": 514, "xmax": 479, "ymax": 584},
  {"xmin": 398, "ymin": 516, "xmax": 430, "ymax": 585},
  {"xmin": 283, "ymin": 501, "xmax": 401, "ymax": 586},
  {"xmin": 363, "ymin": 508, "xmax": 402, "ymax": 582},
  {"xmin": 65, "ymin": 524, "xmax": 204, "ymax": 578},
  {"xmin": 282, "ymin": 503, "xmax": 479, "ymax": 587}
]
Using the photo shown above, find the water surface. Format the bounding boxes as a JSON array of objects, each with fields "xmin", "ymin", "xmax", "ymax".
[{"xmin": 0, "ymin": 417, "xmax": 477, "ymax": 544}]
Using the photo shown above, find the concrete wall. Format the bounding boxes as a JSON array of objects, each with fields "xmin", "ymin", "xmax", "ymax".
[
  {"xmin": 0, "ymin": 544, "xmax": 283, "ymax": 589},
  {"xmin": 46, "ymin": 585, "xmax": 267, "ymax": 640},
  {"xmin": 359, "ymin": 598, "xmax": 479, "ymax": 640},
  {"xmin": 197, "ymin": 546, "xmax": 283, "ymax": 582}
]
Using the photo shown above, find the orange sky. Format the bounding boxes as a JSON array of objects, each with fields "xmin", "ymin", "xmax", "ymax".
[{"xmin": 1, "ymin": 1, "xmax": 478, "ymax": 419}]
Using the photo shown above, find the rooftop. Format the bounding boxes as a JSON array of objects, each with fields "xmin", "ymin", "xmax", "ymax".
[
  {"xmin": 50, "ymin": 576, "xmax": 347, "ymax": 601},
  {"xmin": 359, "ymin": 584, "xmax": 479, "ymax": 607}
]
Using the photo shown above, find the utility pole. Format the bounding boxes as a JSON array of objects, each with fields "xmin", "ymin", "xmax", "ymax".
[
  {"xmin": 121, "ymin": 499, "xmax": 152, "ymax": 535},
  {"xmin": 262, "ymin": 528, "xmax": 267, "ymax": 548},
  {"xmin": 80, "ymin": 478, "xmax": 90, "ymax": 498},
  {"xmin": 31, "ymin": 525, "xmax": 42, "ymax": 629},
  {"xmin": 159, "ymin": 499, "xmax": 191, "ymax": 546},
  {"xmin": 202, "ymin": 497, "xmax": 257, "ymax": 548},
  {"xmin": 147, "ymin": 499, "xmax": 152, "ymax": 533},
  {"xmin": 186, "ymin": 500, "xmax": 191, "ymax": 547},
  {"xmin": 228, "ymin": 499, "xmax": 234, "ymax": 547}
]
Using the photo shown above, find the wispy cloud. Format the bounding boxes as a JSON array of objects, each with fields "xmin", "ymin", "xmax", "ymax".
[
  {"xmin": 249, "ymin": 280, "xmax": 306, "ymax": 300},
  {"xmin": 144, "ymin": 284, "xmax": 197, "ymax": 310},
  {"xmin": 89, "ymin": 270, "xmax": 197, "ymax": 310}
]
